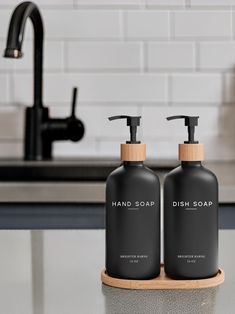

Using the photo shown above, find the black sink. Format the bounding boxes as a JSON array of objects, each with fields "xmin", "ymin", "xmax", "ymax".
[{"xmin": 0, "ymin": 159, "xmax": 176, "ymax": 181}]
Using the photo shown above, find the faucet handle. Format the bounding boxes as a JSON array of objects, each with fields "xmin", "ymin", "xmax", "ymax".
[
  {"xmin": 71, "ymin": 87, "xmax": 78, "ymax": 118},
  {"xmin": 68, "ymin": 86, "xmax": 85, "ymax": 142}
]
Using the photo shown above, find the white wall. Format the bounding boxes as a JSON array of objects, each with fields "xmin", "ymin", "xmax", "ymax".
[{"xmin": 0, "ymin": 0, "xmax": 235, "ymax": 160}]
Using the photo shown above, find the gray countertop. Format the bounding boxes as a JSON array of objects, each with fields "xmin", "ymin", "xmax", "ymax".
[
  {"xmin": 0, "ymin": 160, "xmax": 234, "ymax": 203},
  {"xmin": 0, "ymin": 229, "xmax": 233, "ymax": 314}
]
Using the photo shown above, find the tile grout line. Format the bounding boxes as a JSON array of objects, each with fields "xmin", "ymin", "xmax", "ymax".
[
  {"xmin": 231, "ymin": 7, "xmax": 234, "ymax": 39},
  {"xmin": 119, "ymin": 9, "xmax": 125, "ymax": 40},
  {"xmin": 194, "ymin": 41, "xmax": 200, "ymax": 72},
  {"xmin": 168, "ymin": 74, "xmax": 172, "ymax": 107},
  {"xmin": 169, "ymin": 10, "xmax": 174, "ymax": 40},
  {"xmin": 63, "ymin": 40, "xmax": 68, "ymax": 73},
  {"xmin": 142, "ymin": 41, "xmax": 147, "ymax": 73}
]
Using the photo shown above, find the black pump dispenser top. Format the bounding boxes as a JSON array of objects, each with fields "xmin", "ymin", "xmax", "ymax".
[
  {"xmin": 109, "ymin": 115, "xmax": 141, "ymax": 144},
  {"xmin": 167, "ymin": 115, "xmax": 199, "ymax": 144}
]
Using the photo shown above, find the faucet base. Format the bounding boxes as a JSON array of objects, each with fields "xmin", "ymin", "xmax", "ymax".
[{"xmin": 24, "ymin": 106, "xmax": 51, "ymax": 161}]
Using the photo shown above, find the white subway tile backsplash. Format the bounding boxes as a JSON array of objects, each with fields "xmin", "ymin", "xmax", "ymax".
[
  {"xmin": 0, "ymin": 0, "xmax": 74, "ymax": 5},
  {"xmin": 145, "ymin": 139, "xmax": 178, "ymax": 160},
  {"xmin": 126, "ymin": 11, "xmax": 169, "ymax": 39},
  {"xmin": 0, "ymin": 74, "xmax": 9, "ymax": 103},
  {"xmin": 0, "ymin": 108, "xmax": 24, "ymax": 140},
  {"xmin": 0, "ymin": 142, "xmax": 22, "ymax": 158},
  {"xmin": 171, "ymin": 74, "xmax": 222, "ymax": 103},
  {"xmin": 199, "ymin": 42, "xmax": 235, "ymax": 70},
  {"xmin": 146, "ymin": 0, "xmax": 185, "ymax": 6},
  {"xmin": 174, "ymin": 11, "xmax": 232, "ymax": 39},
  {"xmin": 75, "ymin": 0, "xmax": 144, "ymax": 6},
  {"xmin": 0, "ymin": 9, "xmax": 14, "ymax": 39},
  {"xmin": 42, "ymin": 10, "xmax": 121, "ymax": 39},
  {"xmin": 0, "ymin": 42, "xmax": 13, "ymax": 70},
  {"xmin": 190, "ymin": 0, "xmax": 235, "ymax": 6},
  {"xmin": 203, "ymin": 136, "xmax": 235, "ymax": 161},
  {"xmin": 12, "ymin": 73, "xmax": 33, "ymax": 105},
  {"xmin": 36, "ymin": 0, "xmax": 74, "ymax": 4},
  {"xmin": 13, "ymin": 73, "xmax": 167, "ymax": 103},
  {"xmin": 97, "ymin": 140, "xmax": 120, "ymax": 158},
  {"xmin": 0, "ymin": 2, "xmax": 234, "ymax": 160},
  {"xmin": 54, "ymin": 140, "xmax": 97, "ymax": 158},
  {"xmin": 147, "ymin": 42, "xmax": 195, "ymax": 70},
  {"xmin": 219, "ymin": 106, "xmax": 235, "ymax": 136},
  {"xmin": 224, "ymin": 74, "xmax": 235, "ymax": 103},
  {"xmin": 66, "ymin": 42, "xmax": 141, "ymax": 71}
]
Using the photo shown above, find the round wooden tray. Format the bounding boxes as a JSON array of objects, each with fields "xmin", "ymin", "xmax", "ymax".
[{"xmin": 101, "ymin": 265, "xmax": 225, "ymax": 290}]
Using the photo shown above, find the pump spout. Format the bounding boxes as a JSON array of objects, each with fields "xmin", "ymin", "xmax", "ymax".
[
  {"xmin": 166, "ymin": 115, "xmax": 199, "ymax": 144},
  {"xmin": 109, "ymin": 114, "xmax": 146, "ymax": 161},
  {"xmin": 108, "ymin": 115, "xmax": 141, "ymax": 144}
]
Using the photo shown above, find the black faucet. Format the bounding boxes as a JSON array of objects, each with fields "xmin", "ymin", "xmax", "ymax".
[{"xmin": 4, "ymin": 1, "xmax": 85, "ymax": 160}]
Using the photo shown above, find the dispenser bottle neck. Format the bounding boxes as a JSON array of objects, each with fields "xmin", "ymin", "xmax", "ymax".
[
  {"xmin": 123, "ymin": 161, "xmax": 144, "ymax": 168},
  {"xmin": 181, "ymin": 161, "xmax": 202, "ymax": 168}
]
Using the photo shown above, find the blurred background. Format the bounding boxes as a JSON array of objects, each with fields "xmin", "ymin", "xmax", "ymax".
[{"xmin": 0, "ymin": 0, "xmax": 234, "ymax": 161}]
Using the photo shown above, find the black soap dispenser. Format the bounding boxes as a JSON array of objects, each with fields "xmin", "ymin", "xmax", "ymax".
[
  {"xmin": 164, "ymin": 115, "xmax": 218, "ymax": 279},
  {"xmin": 106, "ymin": 115, "xmax": 160, "ymax": 280}
]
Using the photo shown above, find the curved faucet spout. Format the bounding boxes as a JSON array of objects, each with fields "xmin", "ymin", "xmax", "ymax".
[{"xmin": 4, "ymin": 1, "xmax": 44, "ymax": 108}]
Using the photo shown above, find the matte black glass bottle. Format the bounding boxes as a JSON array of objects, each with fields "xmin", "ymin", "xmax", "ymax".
[
  {"xmin": 164, "ymin": 115, "xmax": 218, "ymax": 279},
  {"xmin": 106, "ymin": 115, "xmax": 160, "ymax": 279}
]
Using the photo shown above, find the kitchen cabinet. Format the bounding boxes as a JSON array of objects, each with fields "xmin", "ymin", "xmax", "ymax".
[{"xmin": 0, "ymin": 203, "xmax": 232, "ymax": 229}]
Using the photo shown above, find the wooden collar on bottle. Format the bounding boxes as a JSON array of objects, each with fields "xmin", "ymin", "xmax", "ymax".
[
  {"xmin": 121, "ymin": 144, "xmax": 146, "ymax": 161},
  {"xmin": 179, "ymin": 143, "xmax": 204, "ymax": 161}
]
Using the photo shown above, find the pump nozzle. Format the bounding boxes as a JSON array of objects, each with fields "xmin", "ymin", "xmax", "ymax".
[
  {"xmin": 108, "ymin": 115, "xmax": 141, "ymax": 144},
  {"xmin": 166, "ymin": 115, "xmax": 199, "ymax": 144}
]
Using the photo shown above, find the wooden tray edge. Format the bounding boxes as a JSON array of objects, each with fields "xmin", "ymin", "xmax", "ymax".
[{"xmin": 101, "ymin": 266, "xmax": 225, "ymax": 290}]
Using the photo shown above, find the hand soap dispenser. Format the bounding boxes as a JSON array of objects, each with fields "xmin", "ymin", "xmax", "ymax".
[
  {"xmin": 106, "ymin": 115, "xmax": 160, "ymax": 280},
  {"xmin": 164, "ymin": 115, "xmax": 218, "ymax": 279}
]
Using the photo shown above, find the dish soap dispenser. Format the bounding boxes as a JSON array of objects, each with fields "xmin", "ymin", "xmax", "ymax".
[
  {"xmin": 106, "ymin": 115, "xmax": 160, "ymax": 279},
  {"xmin": 164, "ymin": 115, "xmax": 218, "ymax": 279}
]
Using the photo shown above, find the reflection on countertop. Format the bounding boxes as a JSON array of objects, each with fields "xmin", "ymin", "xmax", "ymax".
[{"xmin": 0, "ymin": 229, "xmax": 232, "ymax": 314}]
